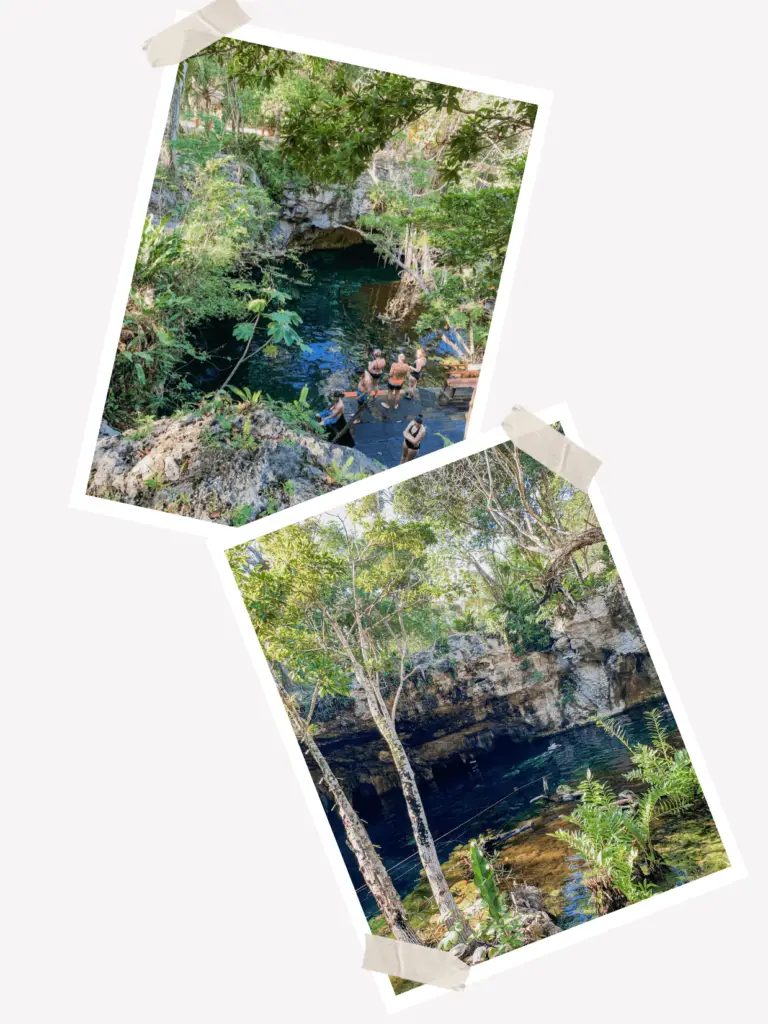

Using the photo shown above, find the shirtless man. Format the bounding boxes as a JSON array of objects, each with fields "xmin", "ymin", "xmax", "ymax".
[
  {"xmin": 354, "ymin": 366, "xmax": 373, "ymax": 416},
  {"xmin": 381, "ymin": 353, "xmax": 414, "ymax": 413},
  {"xmin": 367, "ymin": 349, "xmax": 386, "ymax": 398},
  {"xmin": 406, "ymin": 347, "xmax": 427, "ymax": 400},
  {"xmin": 401, "ymin": 414, "xmax": 426, "ymax": 463},
  {"xmin": 317, "ymin": 391, "xmax": 347, "ymax": 442}
]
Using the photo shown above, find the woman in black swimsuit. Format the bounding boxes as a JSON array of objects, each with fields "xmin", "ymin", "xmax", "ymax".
[
  {"xmin": 406, "ymin": 347, "xmax": 427, "ymax": 400},
  {"xmin": 401, "ymin": 414, "xmax": 426, "ymax": 464}
]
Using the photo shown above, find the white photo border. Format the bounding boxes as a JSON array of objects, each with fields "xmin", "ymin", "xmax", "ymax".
[
  {"xmin": 207, "ymin": 401, "xmax": 747, "ymax": 1012},
  {"xmin": 69, "ymin": 19, "xmax": 552, "ymax": 538}
]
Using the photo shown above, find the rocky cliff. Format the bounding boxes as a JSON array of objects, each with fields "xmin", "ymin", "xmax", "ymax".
[
  {"xmin": 272, "ymin": 178, "xmax": 373, "ymax": 249},
  {"xmin": 310, "ymin": 583, "xmax": 661, "ymax": 798},
  {"xmin": 88, "ymin": 406, "xmax": 383, "ymax": 523}
]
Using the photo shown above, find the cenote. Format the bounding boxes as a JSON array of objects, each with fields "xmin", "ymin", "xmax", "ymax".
[
  {"xmin": 186, "ymin": 243, "xmax": 445, "ymax": 407},
  {"xmin": 324, "ymin": 699, "xmax": 726, "ymax": 930}
]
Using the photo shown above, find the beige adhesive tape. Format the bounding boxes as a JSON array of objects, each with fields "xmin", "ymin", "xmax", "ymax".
[
  {"xmin": 363, "ymin": 935, "xmax": 469, "ymax": 990},
  {"xmin": 502, "ymin": 406, "xmax": 601, "ymax": 491},
  {"xmin": 143, "ymin": 0, "xmax": 251, "ymax": 67}
]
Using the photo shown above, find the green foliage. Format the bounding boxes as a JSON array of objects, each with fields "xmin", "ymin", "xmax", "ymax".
[
  {"xmin": 228, "ymin": 505, "xmax": 442, "ymax": 697},
  {"xmin": 228, "ymin": 385, "xmax": 262, "ymax": 407},
  {"xmin": 325, "ymin": 456, "xmax": 367, "ymax": 487},
  {"xmin": 230, "ymin": 504, "xmax": 255, "ymax": 526},
  {"xmin": 496, "ymin": 586, "xmax": 551, "ymax": 654},
  {"xmin": 123, "ymin": 414, "xmax": 156, "ymax": 441},
  {"xmin": 265, "ymin": 308, "xmax": 309, "ymax": 351},
  {"xmin": 451, "ymin": 612, "xmax": 477, "ymax": 633},
  {"xmin": 550, "ymin": 770, "xmax": 654, "ymax": 912},
  {"xmin": 598, "ymin": 709, "xmax": 704, "ymax": 813},
  {"xmin": 267, "ymin": 385, "xmax": 322, "ymax": 435},
  {"xmin": 143, "ymin": 472, "xmax": 166, "ymax": 492},
  {"xmin": 552, "ymin": 715, "xmax": 706, "ymax": 914},
  {"xmin": 558, "ymin": 674, "xmax": 577, "ymax": 706},
  {"xmin": 469, "ymin": 842, "xmax": 523, "ymax": 954},
  {"xmin": 106, "ymin": 152, "xmax": 279, "ymax": 428}
]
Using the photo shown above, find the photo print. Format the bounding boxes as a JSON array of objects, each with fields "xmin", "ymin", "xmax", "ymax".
[
  {"xmin": 216, "ymin": 421, "xmax": 735, "ymax": 1001},
  {"xmin": 82, "ymin": 29, "xmax": 548, "ymax": 530}
]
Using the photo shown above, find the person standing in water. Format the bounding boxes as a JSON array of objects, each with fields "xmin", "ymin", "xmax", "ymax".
[
  {"xmin": 368, "ymin": 349, "xmax": 386, "ymax": 398},
  {"xmin": 401, "ymin": 414, "xmax": 426, "ymax": 463},
  {"xmin": 381, "ymin": 353, "xmax": 414, "ymax": 414},
  {"xmin": 405, "ymin": 347, "xmax": 427, "ymax": 400}
]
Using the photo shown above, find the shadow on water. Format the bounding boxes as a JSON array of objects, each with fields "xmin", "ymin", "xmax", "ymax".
[
  {"xmin": 322, "ymin": 700, "xmax": 726, "ymax": 929},
  {"xmin": 186, "ymin": 244, "xmax": 445, "ymax": 407}
]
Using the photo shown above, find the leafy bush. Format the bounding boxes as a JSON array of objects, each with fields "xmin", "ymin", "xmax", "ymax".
[
  {"xmin": 551, "ymin": 772, "xmax": 654, "ymax": 913},
  {"xmin": 266, "ymin": 385, "xmax": 322, "ymax": 435},
  {"xmin": 552, "ymin": 711, "xmax": 705, "ymax": 914},
  {"xmin": 495, "ymin": 586, "xmax": 551, "ymax": 654}
]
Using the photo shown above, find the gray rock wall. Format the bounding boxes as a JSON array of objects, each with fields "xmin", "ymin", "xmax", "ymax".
[
  {"xmin": 273, "ymin": 179, "xmax": 373, "ymax": 249},
  {"xmin": 310, "ymin": 582, "xmax": 662, "ymax": 796}
]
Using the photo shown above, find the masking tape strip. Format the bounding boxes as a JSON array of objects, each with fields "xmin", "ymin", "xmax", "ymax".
[
  {"xmin": 502, "ymin": 406, "xmax": 601, "ymax": 492},
  {"xmin": 362, "ymin": 934, "xmax": 469, "ymax": 990},
  {"xmin": 143, "ymin": 0, "xmax": 250, "ymax": 67}
]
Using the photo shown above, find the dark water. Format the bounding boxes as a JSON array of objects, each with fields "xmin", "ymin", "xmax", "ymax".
[
  {"xmin": 324, "ymin": 700, "xmax": 679, "ymax": 922},
  {"xmin": 188, "ymin": 244, "xmax": 444, "ymax": 407}
]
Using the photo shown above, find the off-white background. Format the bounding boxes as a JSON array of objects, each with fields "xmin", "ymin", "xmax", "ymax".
[{"xmin": 2, "ymin": 2, "xmax": 766, "ymax": 1021}]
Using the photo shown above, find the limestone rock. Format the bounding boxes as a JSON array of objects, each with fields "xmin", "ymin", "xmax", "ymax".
[
  {"xmin": 306, "ymin": 580, "xmax": 662, "ymax": 798},
  {"xmin": 470, "ymin": 946, "xmax": 488, "ymax": 964},
  {"xmin": 87, "ymin": 406, "xmax": 384, "ymax": 523},
  {"xmin": 275, "ymin": 177, "xmax": 374, "ymax": 249}
]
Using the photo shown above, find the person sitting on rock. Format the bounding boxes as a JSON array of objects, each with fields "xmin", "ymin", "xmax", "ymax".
[
  {"xmin": 367, "ymin": 349, "xmax": 386, "ymax": 397},
  {"xmin": 405, "ymin": 347, "xmax": 427, "ymax": 400},
  {"xmin": 401, "ymin": 414, "xmax": 426, "ymax": 463},
  {"xmin": 382, "ymin": 353, "xmax": 415, "ymax": 414},
  {"xmin": 317, "ymin": 391, "xmax": 348, "ymax": 443}
]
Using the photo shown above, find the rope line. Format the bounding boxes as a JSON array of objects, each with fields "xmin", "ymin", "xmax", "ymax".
[{"xmin": 353, "ymin": 772, "xmax": 551, "ymax": 894}]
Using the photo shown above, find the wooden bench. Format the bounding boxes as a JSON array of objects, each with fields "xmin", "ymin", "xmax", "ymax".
[{"xmin": 441, "ymin": 374, "xmax": 480, "ymax": 400}]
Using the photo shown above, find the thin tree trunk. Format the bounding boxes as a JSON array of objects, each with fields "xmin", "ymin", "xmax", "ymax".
[
  {"xmin": 276, "ymin": 670, "xmax": 421, "ymax": 944},
  {"xmin": 162, "ymin": 60, "xmax": 187, "ymax": 172},
  {"xmin": 344, "ymin": 655, "xmax": 473, "ymax": 943}
]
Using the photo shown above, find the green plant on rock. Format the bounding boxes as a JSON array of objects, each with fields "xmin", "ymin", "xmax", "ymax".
[
  {"xmin": 468, "ymin": 841, "xmax": 523, "ymax": 955},
  {"xmin": 228, "ymin": 416, "xmax": 257, "ymax": 450},
  {"xmin": 550, "ymin": 771, "xmax": 654, "ymax": 914},
  {"xmin": 143, "ymin": 471, "xmax": 166, "ymax": 492},
  {"xmin": 123, "ymin": 414, "xmax": 156, "ymax": 440},
  {"xmin": 325, "ymin": 456, "xmax": 367, "ymax": 487},
  {"xmin": 228, "ymin": 385, "xmax": 262, "ymax": 408},
  {"xmin": 557, "ymin": 674, "xmax": 577, "ymax": 706},
  {"xmin": 451, "ymin": 612, "xmax": 477, "ymax": 633},
  {"xmin": 496, "ymin": 586, "xmax": 551, "ymax": 654},
  {"xmin": 230, "ymin": 504, "xmax": 254, "ymax": 526},
  {"xmin": 598, "ymin": 709, "xmax": 703, "ymax": 812},
  {"xmin": 267, "ymin": 385, "xmax": 322, "ymax": 435}
]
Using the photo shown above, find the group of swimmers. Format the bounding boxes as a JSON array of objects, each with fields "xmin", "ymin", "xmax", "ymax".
[
  {"xmin": 362, "ymin": 347, "xmax": 427, "ymax": 410},
  {"xmin": 317, "ymin": 346, "xmax": 429, "ymax": 464}
]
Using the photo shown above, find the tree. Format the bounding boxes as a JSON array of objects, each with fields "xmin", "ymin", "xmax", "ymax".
[
  {"xmin": 203, "ymin": 40, "xmax": 536, "ymax": 184},
  {"xmin": 395, "ymin": 439, "xmax": 605, "ymax": 613},
  {"xmin": 161, "ymin": 61, "xmax": 187, "ymax": 172},
  {"xmin": 272, "ymin": 663, "xmax": 421, "ymax": 944},
  {"xmin": 231, "ymin": 507, "xmax": 474, "ymax": 943}
]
